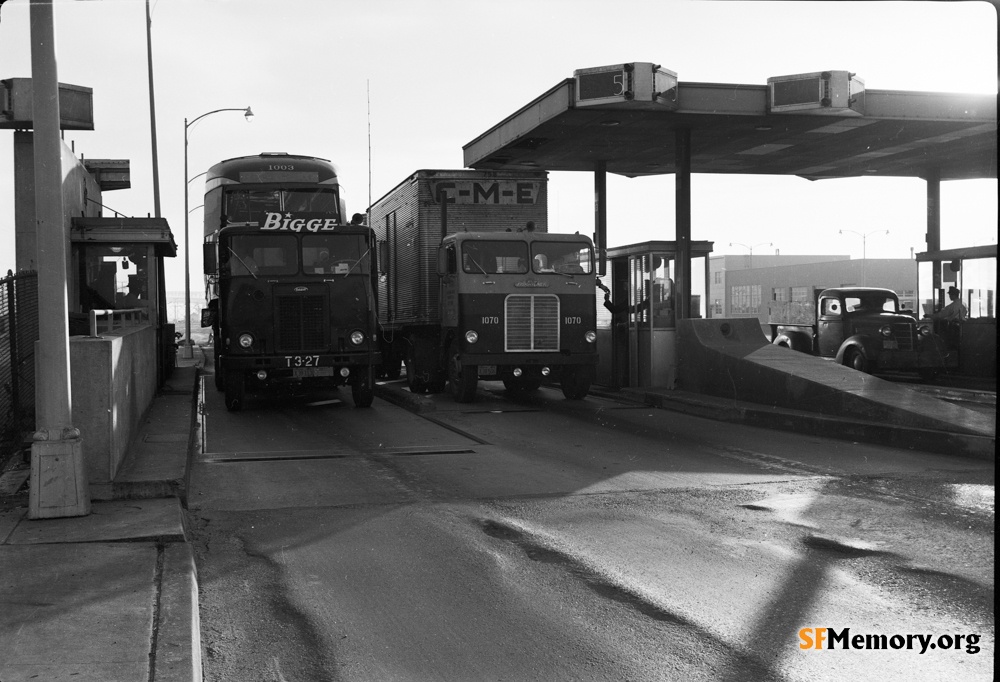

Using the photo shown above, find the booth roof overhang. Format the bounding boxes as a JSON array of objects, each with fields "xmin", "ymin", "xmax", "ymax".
[
  {"xmin": 71, "ymin": 217, "xmax": 177, "ymax": 257},
  {"xmin": 463, "ymin": 78, "xmax": 997, "ymax": 182}
]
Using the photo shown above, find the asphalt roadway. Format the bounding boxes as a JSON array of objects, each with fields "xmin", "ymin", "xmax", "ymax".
[{"xmin": 0, "ymin": 347, "xmax": 993, "ymax": 682}]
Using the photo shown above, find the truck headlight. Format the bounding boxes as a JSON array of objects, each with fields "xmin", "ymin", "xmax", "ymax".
[
  {"xmin": 238, "ymin": 333, "xmax": 254, "ymax": 349},
  {"xmin": 584, "ymin": 331, "xmax": 597, "ymax": 343},
  {"xmin": 349, "ymin": 330, "xmax": 366, "ymax": 346},
  {"xmin": 918, "ymin": 324, "xmax": 932, "ymax": 336},
  {"xmin": 465, "ymin": 330, "xmax": 479, "ymax": 344},
  {"xmin": 880, "ymin": 326, "xmax": 892, "ymax": 337}
]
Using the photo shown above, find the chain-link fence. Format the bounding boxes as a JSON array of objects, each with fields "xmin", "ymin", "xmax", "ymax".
[{"xmin": 1, "ymin": 270, "xmax": 37, "ymax": 467}]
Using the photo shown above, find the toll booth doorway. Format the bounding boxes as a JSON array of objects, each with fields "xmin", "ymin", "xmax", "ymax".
[{"xmin": 596, "ymin": 241, "xmax": 712, "ymax": 389}]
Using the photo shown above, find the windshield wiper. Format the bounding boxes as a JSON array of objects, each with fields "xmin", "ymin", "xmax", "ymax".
[{"xmin": 227, "ymin": 247, "xmax": 258, "ymax": 279}]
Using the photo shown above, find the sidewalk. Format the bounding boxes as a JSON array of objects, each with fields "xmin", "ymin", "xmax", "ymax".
[{"xmin": 0, "ymin": 346, "xmax": 204, "ymax": 682}]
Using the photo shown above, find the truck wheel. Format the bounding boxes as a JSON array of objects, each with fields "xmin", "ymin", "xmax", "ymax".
[
  {"xmin": 503, "ymin": 377, "xmax": 541, "ymax": 393},
  {"xmin": 352, "ymin": 366, "xmax": 375, "ymax": 407},
  {"xmin": 843, "ymin": 347, "xmax": 869, "ymax": 373},
  {"xmin": 447, "ymin": 342, "xmax": 478, "ymax": 403},
  {"xmin": 561, "ymin": 365, "xmax": 594, "ymax": 400},
  {"xmin": 224, "ymin": 371, "xmax": 245, "ymax": 412}
]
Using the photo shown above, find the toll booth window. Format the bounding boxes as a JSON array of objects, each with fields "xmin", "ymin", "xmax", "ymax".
[
  {"xmin": 283, "ymin": 189, "xmax": 341, "ymax": 217},
  {"xmin": 462, "ymin": 241, "xmax": 528, "ymax": 274},
  {"xmin": 303, "ymin": 234, "xmax": 368, "ymax": 275},
  {"xmin": 78, "ymin": 245, "xmax": 152, "ymax": 318},
  {"xmin": 226, "ymin": 235, "xmax": 297, "ymax": 276},
  {"xmin": 531, "ymin": 242, "xmax": 593, "ymax": 275}
]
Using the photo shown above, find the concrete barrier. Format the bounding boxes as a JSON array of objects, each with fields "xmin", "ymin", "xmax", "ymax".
[
  {"xmin": 677, "ymin": 318, "xmax": 994, "ymax": 438},
  {"xmin": 56, "ymin": 325, "xmax": 158, "ymax": 487}
]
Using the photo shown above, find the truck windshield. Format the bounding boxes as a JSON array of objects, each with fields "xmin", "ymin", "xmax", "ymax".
[
  {"xmin": 225, "ymin": 233, "xmax": 369, "ymax": 277},
  {"xmin": 845, "ymin": 294, "xmax": 897, "ymax": 314},
  {"xmin": 303, "ymin": 234, "xmax": 370, "ymax": 275},
  {"xmin": 461, "ymin": 241, "xmax": 528, "ymax": 274},
  {"xmin": 224, "ymin": 188, "xmax": 341, "ymax": 225},
  {"xmin": 226, "ymin": 234, "xmax": 298, "ymax": 276},
  {"xmin": 532, "ymin": 242, "xmax": 593, "ymax": 275}
]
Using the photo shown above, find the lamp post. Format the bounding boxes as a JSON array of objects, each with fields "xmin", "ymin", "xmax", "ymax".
[
  {"xmin": 182, "ymin": 106, "xmax": 253, "ymax": 358},
  {"xmin": 839, "ymin": 228, "xmax": 889, "ymax": 285},
  {"xmin": 728, "ymin": 241, "xmax": 773, "ymax": 270}
]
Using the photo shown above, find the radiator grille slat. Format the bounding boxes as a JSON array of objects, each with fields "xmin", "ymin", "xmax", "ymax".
[
  {"xmin": 505, "ymin": 294, "xmax": 559, "ymax": 351},
  {"xmin": 891, "ymin": 323, "xmax": 915, "ymax": 351},
  {"xmin": 276, "ymin": 295, "xmax": 326, "ymax": 351}
]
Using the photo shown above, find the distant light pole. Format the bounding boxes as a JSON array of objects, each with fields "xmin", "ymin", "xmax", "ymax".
[
  {"xmin": 728, "ymin": 241, "xmax": 773, "ymax": 270},
  {"xmin": 839, "ymin": 228, "xmax": 889, "ymax": 285},
  {"xmin": 182, "ymin": 106, "xmax": 253, "ymax": 358}
]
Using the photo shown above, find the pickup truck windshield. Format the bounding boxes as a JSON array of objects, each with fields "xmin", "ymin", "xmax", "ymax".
[{"xmin": 845, "ymin": 294, "xmax": 897, "ymax": 314}]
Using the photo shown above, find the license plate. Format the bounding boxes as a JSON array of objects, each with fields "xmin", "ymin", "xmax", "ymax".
[
  {"xmin": 479, "ymin": 365, "xmax": 497, "ymax": 376},
  {"xmin": 293, "ymin": 366, "xmax": 334, "ymax": 378},
  {"xmin": 883, "ymin": 339, "xmax": 898, "ymax": 350}
]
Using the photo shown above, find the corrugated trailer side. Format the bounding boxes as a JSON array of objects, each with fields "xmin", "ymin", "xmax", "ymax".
[{"xmin": 370, "ymin": 169, "xmax": 548, "ymax": 330}]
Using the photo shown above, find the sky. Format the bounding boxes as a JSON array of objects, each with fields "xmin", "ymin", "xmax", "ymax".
[{"xmin": 0, "ymin": 0, "xmax": 996, "ymax": 294}]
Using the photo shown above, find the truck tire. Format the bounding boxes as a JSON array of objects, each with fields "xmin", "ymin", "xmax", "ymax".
[
  {"xmin": 224, "ymin": 370, "xmax": 245, "ymax": 412},
  {"xmin": 561, "ymin": 365, "xmax": 594, "ymax": 400},
  {"xmin": 503, "ymin": 377, "xmax": 541, "ymax": 393},
  {"xmin": 352, "ymin": 366, "xmax": 375, "ymax": 407},
  {"xmin": 447, "ymin": 341, "xmax": 478, "ymax": 403},
  {"xmin": 843, "ymin": 347, "xmax": 870, "ymax": 373}
]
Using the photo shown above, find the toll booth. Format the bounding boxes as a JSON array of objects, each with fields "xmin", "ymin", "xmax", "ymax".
[
  {"xmin": 70, "ymin": 217, "xmax": 177, "ymax": 385},
  {"xmin": 916, "ymin": 244, "xmax": 997, "ymax": 379},
  {"xmin": 596, "ymin": 240, "xmax": 713, "ymax": 389}
]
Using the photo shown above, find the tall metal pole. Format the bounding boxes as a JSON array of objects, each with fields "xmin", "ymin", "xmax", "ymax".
[
  {"xmin": 182, "ymin": 116, "xmax": 191, "ymax": 358},
  {"xmin": 28, "ymin": 0, "xmax": 90, "ymax": 518},
  {"xmin": 146, "ymin": 0, "xmax": 160, "ymax": 218},
  {"xmin": 182, "ymin": 107, "xmax": 253, "ymax": 358}
]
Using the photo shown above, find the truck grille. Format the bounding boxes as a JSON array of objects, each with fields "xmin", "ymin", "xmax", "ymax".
[
  {"xmin": 890, "ymin": 323, "xmax": 915, "ymax": 351},
  {"xmin": 276, "ymin": 295, "xmax": 326, "ymax": 351},
  {"xmin": 505, "ymin": 294, "xmax": 559, "ymax": 351}
]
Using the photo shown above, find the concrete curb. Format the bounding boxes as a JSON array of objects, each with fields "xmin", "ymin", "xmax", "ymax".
[
  {"xmin": 154, "ymin": 542, "xmax": 203, "ymax": 682},
  {"xmin": 375, "ymin": 380, "xmax": 437, "ymax": 413}
]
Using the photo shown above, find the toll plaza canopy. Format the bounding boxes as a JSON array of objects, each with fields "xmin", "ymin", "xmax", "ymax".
[
  {"xmin": 462, "ymin": 63, "xmax": 996, "ymax": 321},
  {"xmin": 463, "ymin": 64, "xmax": 997, "ymax": 181}
]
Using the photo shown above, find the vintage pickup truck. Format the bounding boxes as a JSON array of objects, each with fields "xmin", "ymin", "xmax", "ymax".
[{"xmin": 768, "ymin": 286, "xmax": 953, "ymax": 378}]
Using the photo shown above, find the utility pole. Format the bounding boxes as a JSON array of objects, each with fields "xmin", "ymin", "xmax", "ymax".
[{"xmin": 27, "ymin": 0, "xmax": 90, "ymax": 518}]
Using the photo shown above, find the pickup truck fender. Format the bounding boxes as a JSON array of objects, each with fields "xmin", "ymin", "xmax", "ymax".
[
  {"xmin": 835, "ymin": 334, "xmax": 880, "ymax": 373},
  {"xmin": 772, "ymin": 329, "xmax": 812, "ymax": 353}
]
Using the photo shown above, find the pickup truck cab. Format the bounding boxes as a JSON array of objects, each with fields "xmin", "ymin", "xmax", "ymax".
[{"xmin": 770, "ymin": 287, "xmax": 951, "ymax": 378}]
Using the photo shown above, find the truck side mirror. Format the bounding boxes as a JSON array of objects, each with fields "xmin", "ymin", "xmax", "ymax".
[
  {"xmin": 437, "ymin": 246, "xmax": 453, "ymax": 276},
  {"xmin": 203, "ymin": 242, "xmax": 217, "ymax": 273}
]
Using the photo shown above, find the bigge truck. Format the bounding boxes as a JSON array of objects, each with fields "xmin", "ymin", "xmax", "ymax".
[{"xmin": 370, "ymin": 170, "xmax": 598, "ymax": 402}]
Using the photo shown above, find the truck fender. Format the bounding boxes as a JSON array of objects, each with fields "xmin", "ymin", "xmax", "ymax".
[
  {"xmin": 772, "ymin": 330, "xmax": 811, "ymax": 353},
  {"xmin": 836, "ymin": 334, "xmax": 878, "ymax": 372}
]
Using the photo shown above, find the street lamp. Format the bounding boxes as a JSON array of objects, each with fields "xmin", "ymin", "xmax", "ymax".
[
  {"xmin": 728, "ymin": 242, "xmax": 773, "ymax": 270},
  {"xmin": 839, "ymin": 228, "xmax": 889, "ymax": 285},
  {"xmin": 181, "ymin": 106, "xmax": 253, "ymax": 358}
]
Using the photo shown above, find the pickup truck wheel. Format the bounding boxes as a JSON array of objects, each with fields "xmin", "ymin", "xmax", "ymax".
[
  {"xmin": 561, "ymin": 365, "xmax": 594, "ymax": 400},
  {"xmin": 447, "ymin": 342, "xmax": 478, "ymax": 403},
  {"xmin": 224, "ymin": 371, "xmax": 245, "ymax": 412},
  {"xmin": 844, "ymin": 347, "xmax": 869, "ymax": 373},
  {"xmin": 352, "ymin": 366, "xmax": 375, "ymax": 407}
]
